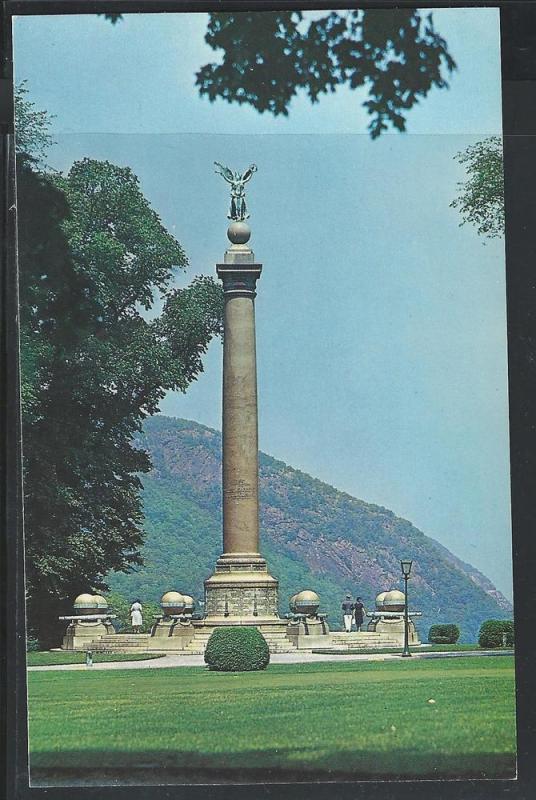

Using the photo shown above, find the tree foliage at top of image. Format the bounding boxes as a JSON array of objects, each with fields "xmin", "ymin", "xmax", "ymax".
[
  {"xmin": 450, "ymin": 136, "xmax": 504, "ymax": 240},
  {"xmin": 99, "ymin": 8, "xmax": 455, "ymax": 138},
  {"xmin": 196, "ymin": 9, "xmax": 456, "ymax": 138},
  {"xmin": 16, "ymin": 94, "xmax": 224, "ymax": 645}
]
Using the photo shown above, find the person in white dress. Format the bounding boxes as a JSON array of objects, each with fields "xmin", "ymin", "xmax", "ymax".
[{"xmin": 130, "ymin": 599, "xmax": 143, "ymax": 633}]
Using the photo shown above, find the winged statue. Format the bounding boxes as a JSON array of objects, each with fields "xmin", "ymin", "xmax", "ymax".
[{"xmin": 214, "ymin": 162, "xmax": 258, "ymax": 221}]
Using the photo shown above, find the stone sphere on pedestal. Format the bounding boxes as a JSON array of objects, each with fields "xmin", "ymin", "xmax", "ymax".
[
  {"xmin": 181, "ymin": 594, "xmax": 195, "ymax": 615},
  {"xmin": 294, "ymin": 590, "xmax": 320, "ymax": 617},
  {"xmin": 92, "ymin": 594, "xmax": 108, "ymax": 610},
  {"xmin": 383, "ymin": 589, "xmax": 406, "ymax": 612},
  {"xmin": 375, "ymin": 591, "xmax": 388, "ymax": 610},
  {"xmin": 160, "ymin": 591, "xmax": 185, "ymax": 617},
  {"xmin": 73, "ymin": 593, "xmax": 98, "ymax": 615},
  {"xmin": 227, "ymin": 221, "xmax": 251, "ymax": 245}
]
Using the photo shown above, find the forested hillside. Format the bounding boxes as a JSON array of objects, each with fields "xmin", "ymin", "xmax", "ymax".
[{"xmin": 108, "ymin": 416, "xmax": 512, "ymax": 642}]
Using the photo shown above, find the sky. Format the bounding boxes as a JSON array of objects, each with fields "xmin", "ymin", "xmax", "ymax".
[{"xmin": 13, "ymin": 9, "xmax": 513, "ymax": 600}]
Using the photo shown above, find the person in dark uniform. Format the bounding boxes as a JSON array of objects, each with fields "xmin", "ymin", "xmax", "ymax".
[
  {"xmin": 342, "ymin": 593, "xmax": 354, "ymax": 632},
  {"xmin": 354, "ymin": 596, "xmax": 366, "ymax": 632}
]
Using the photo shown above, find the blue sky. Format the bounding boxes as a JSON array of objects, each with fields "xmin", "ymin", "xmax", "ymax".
[{"xmin": 13, "ymin": 9, "xmax": 513, "ymax": 600}]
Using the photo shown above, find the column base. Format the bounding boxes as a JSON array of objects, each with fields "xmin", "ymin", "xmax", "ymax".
[{"xmin": 204, "ymin": 554, "xmax": 279, "ymax": 622}]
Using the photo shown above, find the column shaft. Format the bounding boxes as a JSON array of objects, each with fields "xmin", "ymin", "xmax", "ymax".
[{"xmin": 222, "ymin": 294, "xmax": 259, "ymax": 556}]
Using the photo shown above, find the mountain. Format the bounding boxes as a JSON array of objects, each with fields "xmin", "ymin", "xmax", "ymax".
[{"xmin": 108, "ymin": 415, "xmax": 513, "ymax": 643}]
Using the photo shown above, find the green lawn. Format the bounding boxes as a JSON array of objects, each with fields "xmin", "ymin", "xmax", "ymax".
[
  {"xmin": 28, "ymin": 657, "xmax": 516, "ymax": 781},
  {"xmin": 312, "ymin": 643, "xmax": 512, "ymax": 655},
  {"xmin": 27, "ymin": 651, "xmax": 165, "ymax": 667}
]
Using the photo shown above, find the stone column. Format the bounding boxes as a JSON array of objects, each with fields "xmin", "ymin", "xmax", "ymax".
[
  {"xmin": 220, "ymin": 259, "xmax": 261, "ymax": 558},
  {"xmin": 204, "ymin": 222, "xmax": 279, "ymax": 621}
]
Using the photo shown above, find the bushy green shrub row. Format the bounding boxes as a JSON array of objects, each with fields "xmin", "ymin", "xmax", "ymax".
[
  {"xmin": 428, "ymin": 624, "xmax": 460, "ymax": 644},
  {"xmin": 478, "ymin": 619, "xmax": 514, "ymax": 649},
  {"xmin": 204, "ymin": 626, "xmax": 270, "ymax": 672}
]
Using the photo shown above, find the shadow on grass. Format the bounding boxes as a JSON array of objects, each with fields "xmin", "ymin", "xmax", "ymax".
[{"xmin": 30, "ymin": 747, "xmax": 516, "ymax": 786}]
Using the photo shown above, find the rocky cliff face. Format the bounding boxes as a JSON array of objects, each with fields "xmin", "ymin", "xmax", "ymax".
[{"xmin": 108, "ymin": 415, "xmax": 512, "ymax": 643}]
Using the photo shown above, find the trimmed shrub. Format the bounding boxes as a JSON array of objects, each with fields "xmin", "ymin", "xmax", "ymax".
[
  {"xmin": 478, "ymin": 619, "xmax": 514, "ymax": 649},
  {"xmin": 204, "ymin": 626, "xmax": 270, "ymax": 672},
  {"xmin": 428, "ymin": 624, "xmax": 460, "ymax": 644}
]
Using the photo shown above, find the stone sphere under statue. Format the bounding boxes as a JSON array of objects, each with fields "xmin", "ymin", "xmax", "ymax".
[
  {"xmin": 383, "ymin": 589, "xmax": 406, "ymax": 612},
  {"xmin": 160, "ymin": 591, "xmax": 185, "ymax": 616},
  {"xmin": 294, "ymin": 590, "xmax": 320, "ymax": 617},
  {"xmin": 227, "ymin": 221, "xmax": 251, "ymax": 245}
]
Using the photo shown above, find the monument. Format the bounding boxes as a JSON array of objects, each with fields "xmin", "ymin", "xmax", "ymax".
[
  {"xmin": 57, "ymin": 166, "xmax": 418, "ymax": 656},
  {"xmin": 203, "ymin": 162, "xmax": 279, "ymax": 622}
]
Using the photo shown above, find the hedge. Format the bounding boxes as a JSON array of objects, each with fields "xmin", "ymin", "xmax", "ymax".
[
  {"xmin": 204, "ymin": 626, "xmax": 270, "ymax": 672},
  {"xmin": 478, "ymin": 619, "xmax": 514, "ymax": 649},
  {"xmin": 428, "ymin": 624, "xmax": 460, "ymax": 644}
]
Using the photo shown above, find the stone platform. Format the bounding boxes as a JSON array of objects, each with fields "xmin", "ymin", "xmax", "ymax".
[
  {"xmin": 78, "ymin": 626, "xmax": 418, "ymax": 656},
  {"xmin": 83, "ymin": 620, "xmax": 300, "ymax": 656}
]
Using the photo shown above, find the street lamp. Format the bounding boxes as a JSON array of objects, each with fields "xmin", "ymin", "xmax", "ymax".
[{"xmin": 400, "ymin": 559, "xmax": 413, "ymax": 657}]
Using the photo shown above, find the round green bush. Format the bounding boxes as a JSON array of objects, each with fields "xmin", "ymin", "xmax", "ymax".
[
  {"xmin": 478, "ymin": 619, "xmax": 514, "ymax": 649},
  {"xmin": 428, "ymin": 624, "xmax": 460, "ymax": 644},
  {"xmin": 204, "ymin": 626, "xmax": 270, "ymax": 672}
]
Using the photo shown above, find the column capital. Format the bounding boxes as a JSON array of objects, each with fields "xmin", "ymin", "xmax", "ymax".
[{"xmin": 217, "ymin": 261, "xmax": 262, "ymax": 296}]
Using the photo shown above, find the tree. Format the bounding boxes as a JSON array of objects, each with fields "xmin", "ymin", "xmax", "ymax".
[
  {"xmin": 450, "ymin": 136, "xmax": 504, "ymax": 239},
  {"xmin": 101, "ymin": 9, "xmax": 455, "ymax": 139},
  {"xmin": 196, "ymin": 9, "xmax": 456, "ymax": 138},
  {"xmin": 14, "ymin": 81, "xmax": 54, "ymax": 165},
  {"xmin": 17, "ymin": 101, "xmax": 223, "ymax": 646}
]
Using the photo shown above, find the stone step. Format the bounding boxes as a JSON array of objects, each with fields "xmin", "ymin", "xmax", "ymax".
[
  {"xmin": 183, "ymin": 632, "xmax": 297, "ymax": 655},
  {"xmin": 88, "ymin": 641, "xmax": 150, "ymax": 653},
  {"xmin": 330, "ymin": 631, "xmax": 385, "ymax": 637},
  {"xmin": 88, "ymin": 648, "xmax": 168, "ymax": 655},
  {"xmin": 92, "ymin": 637, "xmax": 149, "ymax": 644},
  {"xmin": 321, "ymin": 642, "xmax": 401, "ymax": 650},
  {"xmin": 330, "ymin": 636, "xmax": 386, "ymax": 642}
]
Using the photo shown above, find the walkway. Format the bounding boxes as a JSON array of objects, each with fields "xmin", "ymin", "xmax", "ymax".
[{"xmin": 27, "ymin": 648, "xmax": 513, "ymax": 672}]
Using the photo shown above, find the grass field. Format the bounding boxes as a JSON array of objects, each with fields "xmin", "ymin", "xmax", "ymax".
[
  {"xmin": 28, "ymin": 656, "xmax": 516, "ymax": 782},
  {"xmin": 312, "ymin": 643, "xmax": 502, "ymax": 655},
  {"xmin": 27, "ymin": 651, "xmax": 165, "ymax": 667}
]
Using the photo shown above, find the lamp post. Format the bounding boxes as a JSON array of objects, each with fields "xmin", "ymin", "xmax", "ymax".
[{"xmin": 400, "ymin": 559, "xmax": 413, "ymax": 657}]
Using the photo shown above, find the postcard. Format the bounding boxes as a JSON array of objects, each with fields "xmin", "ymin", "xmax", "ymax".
[{"xmin": 9, "ymin": 4, "xmax": 516, "ymax": 788}]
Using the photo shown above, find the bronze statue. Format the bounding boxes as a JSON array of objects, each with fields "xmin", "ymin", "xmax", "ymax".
[{"xmin": 214, "ymin": 162, "xmax": 257, "ymax": 221}]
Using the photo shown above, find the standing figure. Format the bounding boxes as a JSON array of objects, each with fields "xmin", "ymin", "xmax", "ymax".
[
  {"xmin": 342, "ymin": 593, "xmax": 355, "ymax": 633},
  {"xmin": 214, "ymin": 162, "xmax": 258, "ymax": 221},
  {"xmin": 354, "ymin": 596, "xmax": 366, "ymax": 632},
  {"xmin": 130, "ymin": 599, "xmax": 143, "ymax": 633}
]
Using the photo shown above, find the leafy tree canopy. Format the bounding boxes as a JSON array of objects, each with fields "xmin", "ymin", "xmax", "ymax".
[
  {"xmin": 14, "ymin": 81, "xmax": 55, "ymax": 164},
  {"xmin": 100, "ymin": 9, "xmax": 455, "ymax": 138},
  {"xmin": 16, "ymin": 95, "xmax": 223, "ymax": 644},
  {"xmin": 196, "ymin": 9, "xmax": 456, "ymax": 138},
  {"xmin": 450, "ymin": 136, "xmax": 504, "ymax": 240}
]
